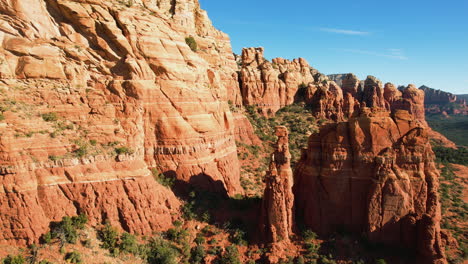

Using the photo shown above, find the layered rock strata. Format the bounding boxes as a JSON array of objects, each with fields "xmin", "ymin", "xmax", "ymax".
[
  {"xmin": 294, "ymin": 108, "xmax": 446, "ymax": 263},
  {"xmin": 0, "ymin": 0, "xmax": 244, "ymax": 245},
  {"xmin": 259, "ymin": 126, "xmax": 294, "ymax": 243}
]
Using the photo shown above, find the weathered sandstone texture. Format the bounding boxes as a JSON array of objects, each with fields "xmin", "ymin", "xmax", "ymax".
[
  {"xmin": 259, "ymin": 126, "xmax": 294, "ymax": 243},
  {"xmin": 0, "ymin": 0, "xmax": 244, "ymax": 245},
  {"xmin": 239, "ymin": 47, "xmax": 314, "ymax": 115},
  {"xmin": 232, "ymin": 112, "xmax": 262, "ymax": 146},
  {"xmin": 294, "ymin": 108, "xmax": 446, "ymax": 263}
]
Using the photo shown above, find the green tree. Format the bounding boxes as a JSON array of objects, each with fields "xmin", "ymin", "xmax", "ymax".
[{"xmin": 2, "ymin": 255, "xmax": 25, "ymax": 264}]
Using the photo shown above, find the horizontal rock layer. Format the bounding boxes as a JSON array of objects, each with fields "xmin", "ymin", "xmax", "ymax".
[{"xmin": 0, "ymin": 0, "xmax": 244, "ymax": 245}]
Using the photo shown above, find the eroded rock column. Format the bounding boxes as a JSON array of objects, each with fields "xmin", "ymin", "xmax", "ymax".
[{"xmin": 259, "ymin": 126, "xmax": 294, "ymax": 243}]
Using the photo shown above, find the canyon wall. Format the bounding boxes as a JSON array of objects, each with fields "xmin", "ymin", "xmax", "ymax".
[
  {"xmin": 420, "ymin": 86, "xmax": 468, "ymax": 115},
  {"xmin": 0, "ymin": 0, "xmax": 243, "ymax": 245},
  {"xmin": 294, "ymin": 108, "xmax": 446, "ymax": 263}
]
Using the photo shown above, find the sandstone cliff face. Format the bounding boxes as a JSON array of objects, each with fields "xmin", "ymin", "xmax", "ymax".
[
  {"xmin": 239, "ymin": 47, "xmax": 314, "ymax": 116},
  {"xmin": 306, "ymin": 81, "xmax": 345, "ymax": 121},
  {"xmin": 0, "ymin": 0, "xmax": 243, "ymax": 245},
  {"xmin": 385, "ymin": 84, "xmax": 427, "ymax": 125},
  {"xmin": 420, "ymin": 86, "xmax": 468, "ymax": 115},
  {"xmin": 294, "ymin": 108, "xmax": 446, "ymax": 263},
  {"xmin": 259, "ymin": 126, "xmax": 294, "ymax": 243}
]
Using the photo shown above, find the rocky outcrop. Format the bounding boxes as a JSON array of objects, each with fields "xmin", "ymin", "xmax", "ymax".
[
  {"xmin": 385, "ymin": 84, "xmax": 427, "ymax": 125},
  {"xmin": 294, "ymin": 108, "xmax": 446, "ymax": 263},
  {"xmin": 259, "ymin": 126, "xmax": 294, "ymax": 243},
  {"xmin": 421, "ymin": 86, "xmax": 461, "ymax": 105},
  {"xmin": 328, "ymin": 73, "xmax": 364, "ymax": 96},
  {"xmin": 362, "ymin": 76, "xmax": 386, "ymax": 108},
  {"xmin": 306, "ymin": 81, "xmax": 345, "ymax": 121},
  {"xmin": 0, "ymin": 0, "xmax": 244, "ymax": 245},
  {"xmin": 239, "ymin": 47, "xmax": 314, "ymax": 116},
  {"xmin": 420, "ymin": 86, "xmax": 467, "ymax": 115}
]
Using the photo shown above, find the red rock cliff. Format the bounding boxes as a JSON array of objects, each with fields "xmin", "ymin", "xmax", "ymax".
[
  {"xmin": 0, "ymin": 0, "xmax": 243, "ymax": 245},
  {"xmin": 294, "ymin": 108, "xmax": 446, "ymax": 263},
  {"xmin": 239, "ymin": 47, "xmax": 314, "ymax": 116}
]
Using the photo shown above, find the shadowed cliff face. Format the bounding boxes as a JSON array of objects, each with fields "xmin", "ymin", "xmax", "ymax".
[
  {"xmin": 293, "ymin": 108, "xmax": 446, "ymax": 263},
  {"xmin": 0, "ymin": 0, "xmax": 243, "ymax": 245},
  {"xmin": 420, "ymin": 86, "xmax": 468, "ymax": 115}
]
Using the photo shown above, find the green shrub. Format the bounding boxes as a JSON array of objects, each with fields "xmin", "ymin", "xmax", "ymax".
[
  {"xmin": 115, "ymin": 146, "xmax": 134, "ymax": 155},
  {"xmin": 296, "ymin": 256, "xmax": 305, "ymax": 264},
  {"xmin": 185, "ymin": 36, "xmax": 198, "ymax": 52},
  {"xmin": 0, "ymin": 113, "xmax": 4, "ymax": 121},
  {"xmin": 47, "ymin": 214, "xmax": 88, "ymax": 245},
  {"xmin": 64, "ymin": 251, "xmax": 82, "ymax": 264},
  {"xmin": 2, "ymin": 255, "xmax": 25, "ymax": 264},
  {"xmin": 229, "ymin": 229, "xmax": 247, "ymax": 246},
  {"xmin": 89, "ymin": 139, "xmax": 97, "ymax": 146},
  {"xmin": 71, "ymin": 213, "xmax": 88, "ymax": 229},
  {"xmin": 41, "ymin": 112, "xmax": 58, "ymax": 122},
  {"xmin": 73, "ymin": 147, "xmax": 88, "ymax": 158},
  {"xmin": 120, "ymin": 232, "xmax": 139, "ymax": 254},
  {"xmin": 151, "ymin": 168, "xmax": 175, "ymax": 188},
  {"xmin": 146, "ymin": 237, "xmax": 179, "ymax": 264},
  {"xmin": 38, "ymin": 260, "xmax": 53, "ymax": 264},
  {"xmin": 165, "ymin": 227, "xmax": 189, "ymax": 244},
  {"xmin": 219, "ymin": 245, "xmax": 241, "ymax": 264},
  {"xmin": 190, "ymin": 245, "xmax": 206, "ymax": 264},
  {"xmin": 375, "ymin": 259, "xmax": 387, "ymax": 264},
  {"xmin": 82, "ymin": 238, "xmax": 92, "ymax": 248},
  {"xmin": 48, "ymin": 155, "xmax": 61, "ymax": 162},
  {"xmin": 302, "ymin": 229, "xmax": 318, "ymax": 242},
  {"xmin": 207, "ymin": 246, "xmax": 222, "ymax": 256},
  {"xmin": 319, "ymin": 254, "xmax": 336, "ymax": 264},
  {"xmin": 41, "ymin": 231, "xmax": 52, "ymax": 244},
  {"xmin": 194, "ymin": 233, "xmax": 206, "ymax": 245},
  {"xmin": 98, "ymin": 222, "xmax": 119, "ymax": 250}
]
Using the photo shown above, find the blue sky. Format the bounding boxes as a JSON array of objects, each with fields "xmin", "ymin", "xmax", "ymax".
[{"xmin": 199, "ymin": 0, "xmax": 468, "ymax": 94}]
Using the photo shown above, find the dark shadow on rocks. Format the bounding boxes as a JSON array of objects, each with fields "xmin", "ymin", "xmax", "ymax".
[{"xmin": 162, "ymin": 170, "xmax": 262, "ymax": 244}]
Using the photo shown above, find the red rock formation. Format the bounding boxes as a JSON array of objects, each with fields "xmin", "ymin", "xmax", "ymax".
[
  {"xmin": 240, "ymin": 47, "xmax": 314, "ymax": 116},
  {"xmin": 341, "ymin": 73, "xmax": 362, "ymax": 97},
  {"xmin": 294, "ymin": 108, "xmax": 446, "ymax": 263},
  {"xmin": 420, "ymin": 86, "xmax": 468, "ymax": 115},
  {"xmin": 0, "ymin": 0, "xmax": 243, "ymax": 245},
  {"xmin": 307, "ymin": 81, "xmax": 345, "ymax": 121},
  {"xmin": 387, "ymin": 84, "xmax": 427, "ymax": 125},
  {"xmin": 259, "ymin": 126, "xmax": 294, "ymax": 243},
  {"xmin": 383, "ymin": 82, "xmax": 402, "ymax": 107},
  {"xmin": 362, "ymin": 76, "xmax": 386, "ymax": 108},
  {"xmin": 232, "ymin": 112, "xmax": 262, "ymax": 146}
]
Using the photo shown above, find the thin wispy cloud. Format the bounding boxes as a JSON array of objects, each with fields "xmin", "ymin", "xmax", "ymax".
[
  {"xmin": 319, "ymin": 27, "xmax": 370, "ymax": 36},
  {"xmin": 335, "ymin": 48, "xmax": 408, "ymax": 60}
]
